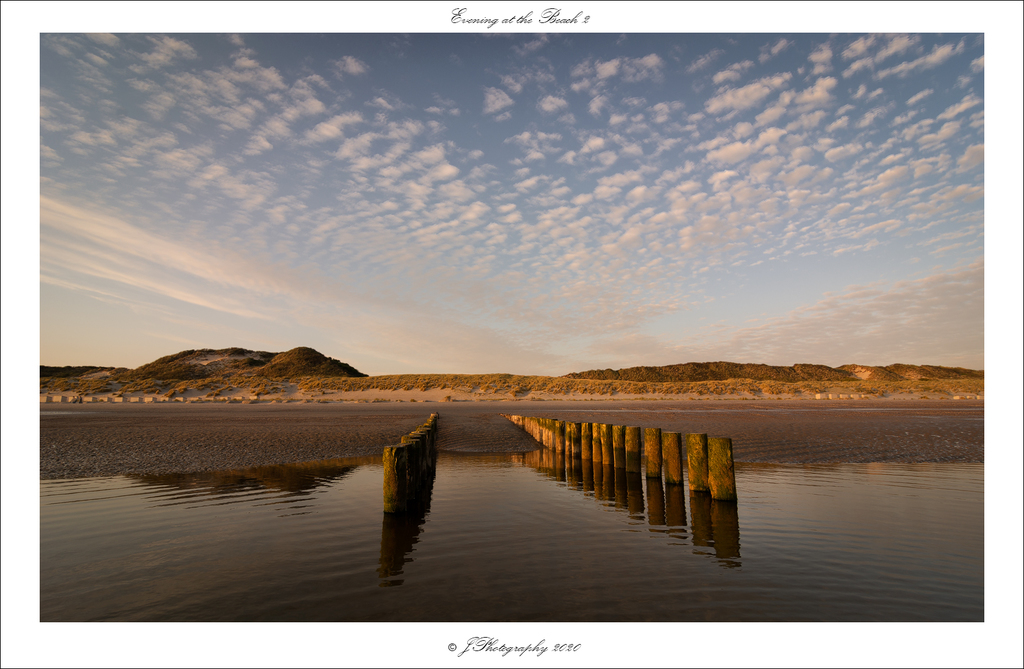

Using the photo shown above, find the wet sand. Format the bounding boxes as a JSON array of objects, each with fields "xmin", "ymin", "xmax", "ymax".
[{"xmin": 39, "ymin": 399, "xmax": 984, "ymax": 479}]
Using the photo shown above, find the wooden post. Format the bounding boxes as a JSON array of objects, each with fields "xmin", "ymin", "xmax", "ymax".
[
  {"xmin": 554, "ymin": 420, "xmax": 566, "ymax": 455},
  {"xmin": 686, "ymin": 433, "xmax": 710, "ymax": 492},
  {"xmin": 625, "ymin": 426, "xmax": 642, "ymax": 472},
  {"xmin": 662, "ymin": 432, "xmax": 683, "ymax": 484},
  {"xmin": 568, "ymin": 422, "xmax": 581, "ymax": 459},
  {"xmin": 601, "ymin": 424, "xmax": 614, "ymax": 465},
  {"xmin": 708, "ymin": 437, "xmax": 737, "ymax": 501},
  {"xmin": 401, "ymin": 433, "xmax": 424, "ymax": 499},
  {"xmin": 592, "ymin": 423, "xmax": 603, "ymax": 464},
  {"xmin": 581, "ymin": 422, "xmax": 593, "ymax": 461},
  {"xmin": 383, "ymin": 445, "xmax": 408, "ymax": 513},
  {"xmin": 643, "ymin": 427, "xmax": 661, "ymax": 477},
  {"xmin": 612, "ymin": 425, "xmax": 626, "ymax": 469}
]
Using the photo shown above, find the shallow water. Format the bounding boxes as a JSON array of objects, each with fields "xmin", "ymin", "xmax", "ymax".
[{"xmin": 40, "ymin": 452, "xmax": 982, "ymax": 621}]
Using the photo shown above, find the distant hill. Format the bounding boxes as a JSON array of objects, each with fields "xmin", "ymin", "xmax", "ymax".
[
  {"xmin": 84, "ymin": 346, "xmax": 367, "ymax": 382},
  {"xmin": 563, "ymin": 362, "xmax": 983, "ymax": 383},
  {"xmin": 40, "ymin": 365, "xmax": 118, "ymax": 379}
]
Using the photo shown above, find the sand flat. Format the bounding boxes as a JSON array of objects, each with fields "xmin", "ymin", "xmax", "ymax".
[{"xmin": 39, "ymin": 399, "xmax": 983, "ymax": 479}]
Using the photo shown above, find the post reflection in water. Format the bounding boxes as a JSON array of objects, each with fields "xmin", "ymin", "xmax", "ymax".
[
  {"xmin": 377, "ymin": 471, "xmax": 435, "ymax": 587},
  {"xmin": 626, "ymin": 471, "xmax": 645, "ymax": 519},
  {"xmin": 689, "ymin": 491, "xmax": 713, "ymax": 548},
  {"xmin": 520, "ymin": 448, "xmax": 739, "ymax": 567},
  {"xmin": 711, "ymin": 501, "xmax": 741, "ymax": 564},
  {"xmin": 665, "ymin": 483, "xmax": 687, "ymax": 528},
  {"xmin": 647, "ymin": 476, "xmax": 666, "ymax": 527},
  {"xmin": 613, "ymin": 465, "xmax": 627, "ymax": 509},
  {"xmin": 602, "ymin": 465, "xmax": 615, "ymax": 502}
]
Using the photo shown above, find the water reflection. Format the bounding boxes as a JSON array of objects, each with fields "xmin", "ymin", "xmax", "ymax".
[
  {"xmin": 665, "ymin": 483, "xmax": 687, "ymax": 528},
  {"xmin": 41, "ymin": 456, "xmax": 983, "ymax": 621},
  {"xmin": 647, "ymin": 477, "xmax": 665, "ymax": 527},
  {"xmin": 519, "ymin": 447, "xmax": 741, "ymax": 567},
  {"xmin": 378, "ymin": 472, "xmax": 435, "ymax": 587},
  {"xmin": 626, "ymin": 472, "xmax": 645, "ymax": 519},
  {"xmin": 711, "ymin": 500, "xmax": 741, "ymax": 565},
  {"xmin": 131, "ymin": 458, "xmax": 373, "ymax": 503}
]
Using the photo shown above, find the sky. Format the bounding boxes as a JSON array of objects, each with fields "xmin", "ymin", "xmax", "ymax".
[{"xmin": 22, "ymin": 12, "xmax": 1015, "ymax": 376}]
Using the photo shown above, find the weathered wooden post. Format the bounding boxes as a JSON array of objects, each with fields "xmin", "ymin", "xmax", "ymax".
[
  {"xmin": 686, "ymin": 433, "xmax": 710, "ymax": 492},
  {"xmin": 554, "ymin": 420, "xmax": 566, "ymax": 455},
  {"xmin": 643, "ymin": 427, "xmax": 661, "ymax": 477},
  {"xmin": 401, "ymin": 433, "xmax": 425, "ymax": 499},
  {"xmin": 568, "ymin": 422, "xmax": 581, "ymax": 460},
  {"xmin": 382, "ymin": 445, "xmax": 408, "ymax": 513},
  {"xmin": 662, "ymin": 432, "xmax": 683, "ymax": 484},
  {"xmin": 601, "ymin": 424, "xmax": 614, "ymax": 465},
  {"xmin": 581, "ymin": 422, "xmax": 593, "ymax": 461},
  {"xmin": 625, "ymin": 426, "xmax": 642, "ymax": 473},
  {"xmin": 555, "ymin": 444, "xmax": 566, "ymax": 482},
  {"xmin": 613, "ymin": 425, "xmax": 626, "ymax": 469},
  {"xmin": 592, "ymin": 423, "xmax": 603, "ymax": 464},
  {"xmin": 708, "ymin": 437, "xmax": 737, "ymax": 501}
]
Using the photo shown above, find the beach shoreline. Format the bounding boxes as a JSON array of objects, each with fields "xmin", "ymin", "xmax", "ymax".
[{"xmin": 39, "ymin": 399, "xmax": 984, "ymax": 479}]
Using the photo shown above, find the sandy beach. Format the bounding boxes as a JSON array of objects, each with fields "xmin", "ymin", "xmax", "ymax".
[{"xmin": 39, "ymin": 399, "xmax": 983, "ymax": 479}]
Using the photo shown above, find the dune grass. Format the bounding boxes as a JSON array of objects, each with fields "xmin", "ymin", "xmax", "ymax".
[{"xmin": 40, "ymin": 367, "xmax": 985, "ymax": 398}]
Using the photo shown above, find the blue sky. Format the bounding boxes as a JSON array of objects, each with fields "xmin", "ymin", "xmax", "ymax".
[{"xmin": 20, "ymin": 10, "xmax": 1016, "ymax": 375}]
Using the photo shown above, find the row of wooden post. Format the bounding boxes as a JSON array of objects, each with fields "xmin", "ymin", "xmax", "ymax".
[
  {"xmin": 382, "ymin": 413, "xmax": 439, "ymax": 514},
  {"xmin": 501, "ymin": 414, "xmax": 737, "ymax": 501}
]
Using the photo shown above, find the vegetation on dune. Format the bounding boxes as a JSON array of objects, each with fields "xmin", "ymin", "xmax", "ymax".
[
  {"xmin": 565, "ymin": 361, "xmax": 983, "ymax": 384},
  {"xmin": 257, "ymin": 347, "xmax": 367, "ymax": 379},
  {"xmin": 90, "ymin": 346, "xmax": 366, "ymax": 384},
  {"xmin": 40, "ymin": 365, "xmax": 116, "ymax": 378},
  {"xmin": 39, "ymin": 348, "xmax": 983, "ymax": 398}
]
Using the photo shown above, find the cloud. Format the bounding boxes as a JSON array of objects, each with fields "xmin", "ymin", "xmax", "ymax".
[
  {"xmin": 131, "ymin": 36, "xmax": 198, "ymax": 72},
  {"xmin": 906, "ymin": 89, "xmax": 934, "ymax": 106},
  {"xmin": 841, "ymin": 35, "xmax": 876, "ymax": 60},
  {"xmin": 937, "ymin": 93, "xmax": 982, "ymax": 120},
  {"xmin": 957, "ymin": 143, "xmax": 983, "ymax": 171},
  {"xmin": 824, "ymin": 142, "xmax": 863, "ymax": 162},
  {"xmin": 712, "ymin": 60, "xmax": 754, "ymax": 85},
  {"xmin": 303, "ymin": 112, "xmax": 363, "ymax": 142},
  {"xmin": 917, "ymin": 121, "xmax": 960, "ymax": 149},
  {"xmin": 687, "ymin": 48, "xmax": 724, "ymax": 73},
  {"xmin": 706, "ymin": 140, "xmax": 756, "ymax": 165},
  {"xmin": 809, "ymin": 44, "xmax": 833, "ymax": 74},
  {"xmin": 334, "ymin": 56, "xmax": 368, "ymax": 76},
  {"xmin": 876, "ymin": 41, "xmax": 964, "ymax": 79},
  {"xmin": 794, "ymin": 77, "xmax": 837, "ymax": 110},
  {"xmin": 705, "ymin": 73, "xmax": 792, "ymax": 114},
  {"xmin": 483, "ymin": 87, "xmax": 514, "ymax": 114},
  {"xmin": 537, "ymin": 95, "xmax": 568, "ymax": 113},
  {"xmin": 856, "ymin": 104, "xmax": 892, "ymax": 128},
  {"xmin": 759, "ymin": 38, "xmax": 791, "ymax": 63}
]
